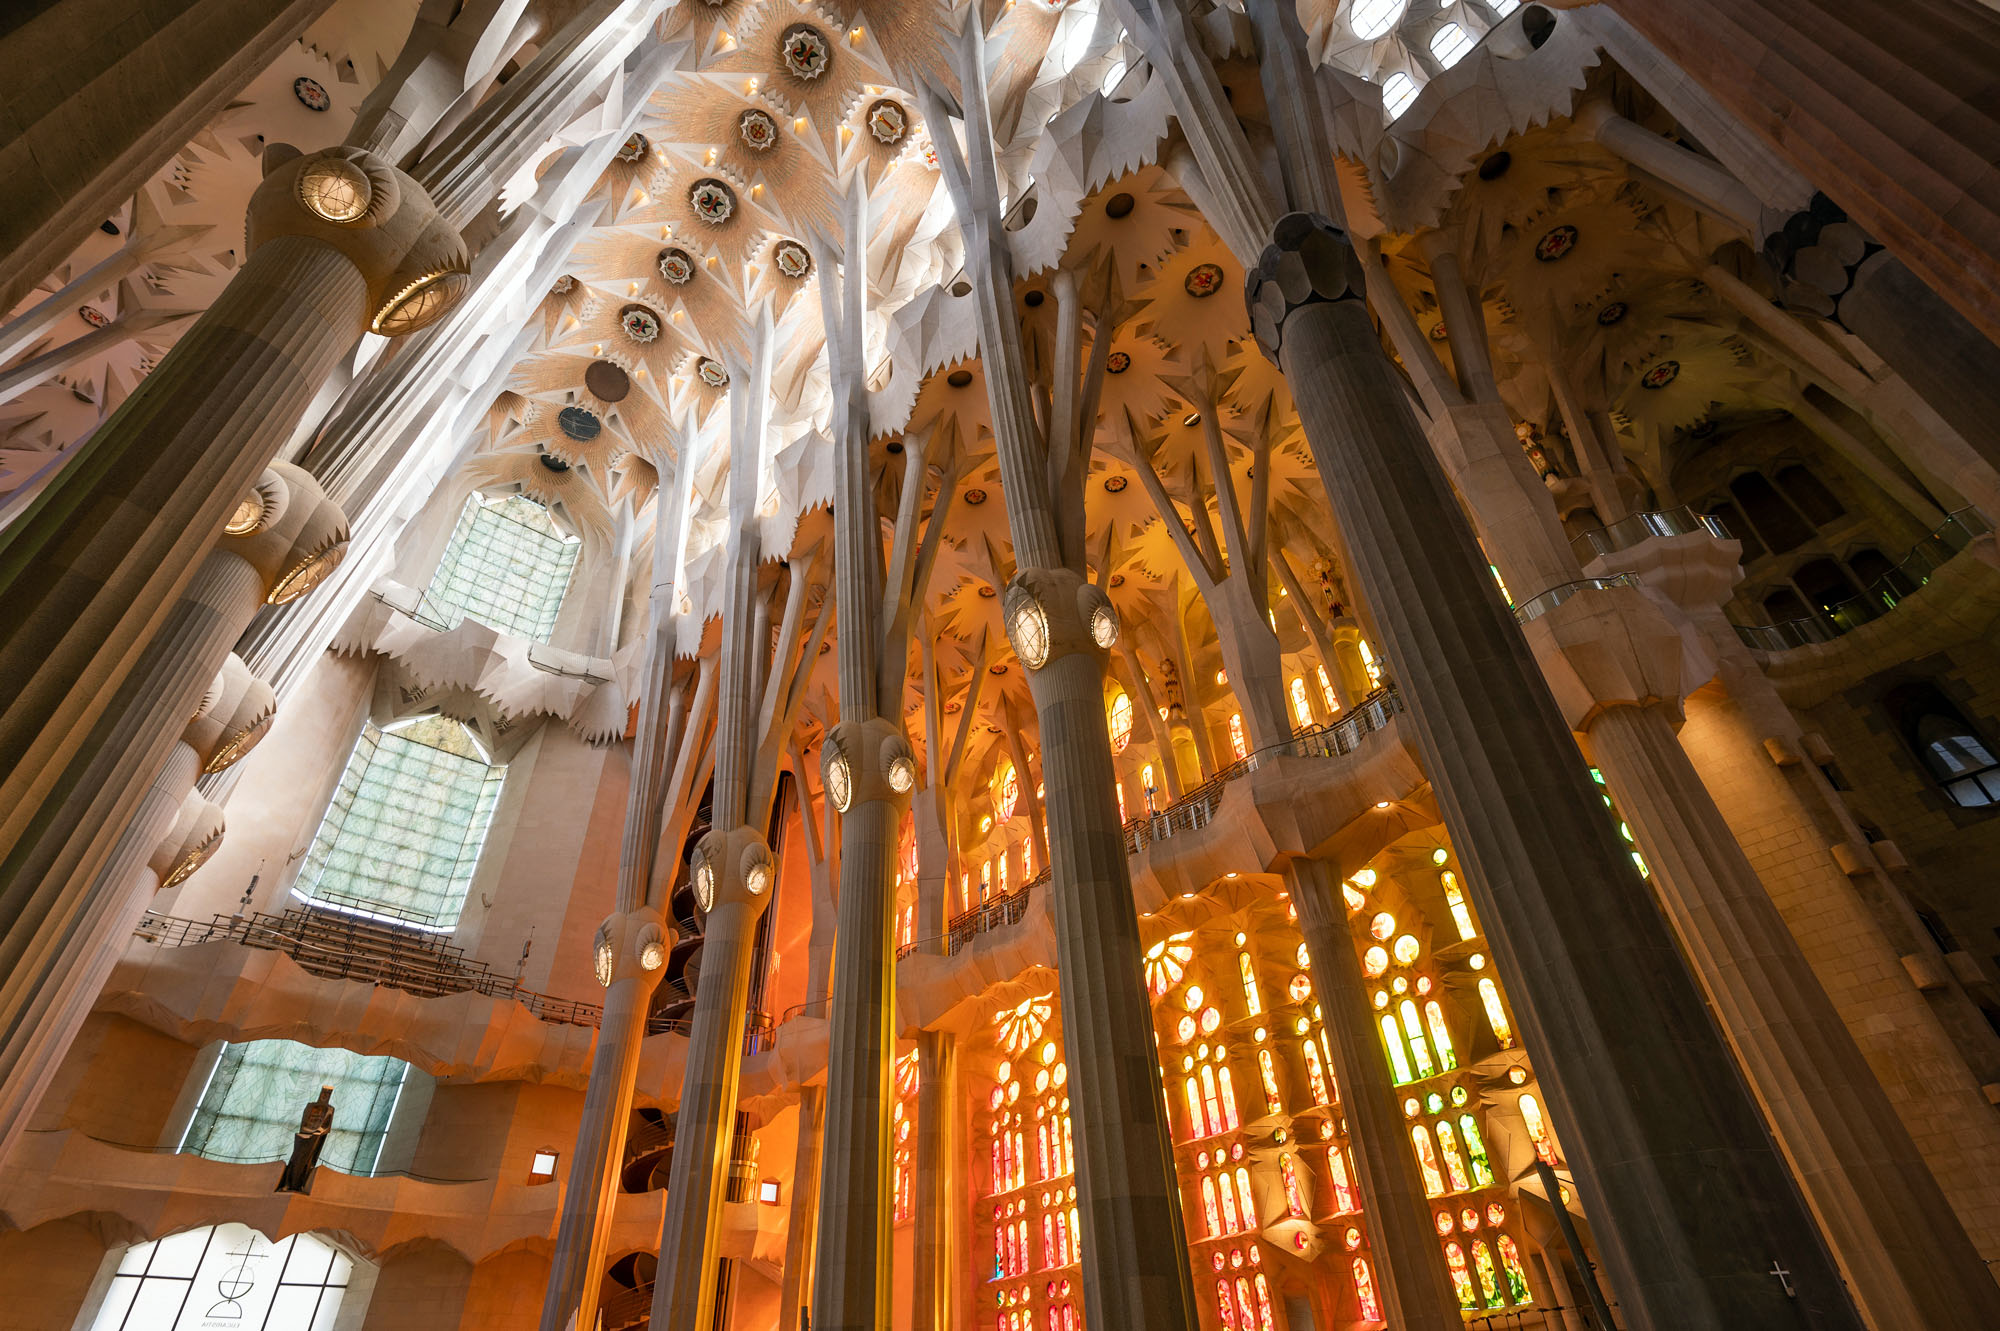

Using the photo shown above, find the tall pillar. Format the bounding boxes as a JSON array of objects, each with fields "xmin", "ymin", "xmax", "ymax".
[
  {"xmin": 1246, "ymin": 211, "xmax": 1862, "ymax": 1329},
  {"xmin": 1557, "ymin": 0, "xmax": 2000, "ymax": 346},
  {"xmin": 925, "ymin": 25, "xmax": 1196, "ymax": 1319},
  {"xmin": 910, "ymin": 1031, "xmax": 957, "ymax": 1331},
  {"xmin": 540, "ymin": 933, "xmax": 663, "ymax": 1331},
  {"xmin": 0, "ymin": 461, "xmax": 344, "ymax": 1160},
  {"xmin": 777, "ymin": 1086, "xmax": 825, "ymax": 1331},
  {"xmin": 1285, "ymin": 859, "xmax": 1464, "ymax": 1330},
  {"xmin": 0, "ymin": 144, "xmax": 465, "ymax": 897},
  {"xmin": 651, "ymin": 851, "xmax": 771, "ymax": 1331},
  {"xmin": 0, "ymin": 0, "xmax": 337, "ymax": 312}
]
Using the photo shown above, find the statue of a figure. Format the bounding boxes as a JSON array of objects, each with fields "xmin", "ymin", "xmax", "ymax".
[{"xmin": 274, "ymin": 1085, "xmax": 335, "ymax": 1194}]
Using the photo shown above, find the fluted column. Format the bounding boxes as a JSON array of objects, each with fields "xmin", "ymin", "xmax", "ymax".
[
  {"xmin": 1285, "ymin": 859, "xmax": 1463, "ymax": 1330},
  {"xmin": 810, "ymin": 743, "xmax": 908, "ymax": 1331},
  {"xmin": 541, "ymin": 946, "xmax": 661, "ymax": 1331},
  {"xmin": 910, "ymin": 1031, "xmax": 956, "ymax": 1331},
  {"xmin": 1581, "ymin": 696, "xmax": 2000, "ymax": 1330},
  {"xmin": 1247, "ymin": 212, "xmax": 1862, "ymax": 1329},
  {"xmin": 777, "ymin": 1086, "xmax": 825, "ymax": 1331},
  {"xmin": 651, "ymin": 865, "xmax": 769, "ymax": 1331},
  {"xmin": 0, "ymin": 145, "xmax": 463, "ymax": 884},
  {"xmin": 0, "ymin": 0, "xmax": 336, "ymax": 312}
]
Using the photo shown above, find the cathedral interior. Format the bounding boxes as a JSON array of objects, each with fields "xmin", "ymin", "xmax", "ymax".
[{"xmin": 5, "ymin": 1, "xmax": 2000, "ymax": 1329}]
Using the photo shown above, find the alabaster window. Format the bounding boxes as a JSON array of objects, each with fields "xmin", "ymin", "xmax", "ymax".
[
  {"xmin": 1107, "ymin": 689, "xmax": 1134, "ymax": 753},
  {"xmin": 417, "ymin": 493, "xmax": 580, "ymax": 642},
  {"xmin": 1381, "ymin": 70, "xmax": 1421, "ymax": 120},
  {"xmin": 1430, "ymin": 22, "xmax": 1476, "ymax": 69},
  {"xmin": 181, "ymin": 1040, "xmax": 408, "ymax": 1175},
  {"xmin": 293, "ymin": 715, "xmax": 505, "ymax": 926},
  {"xmin": 1350, "ymin": 0, "xmax": 1408, "ymax": 40},
  {"xmin": 86, "ymin": 1223, "xmax": 360, "ymax": 1331},
  {"xmin": 1887, "ymin": 683, "xmax": 2000, "ymax": 808}
]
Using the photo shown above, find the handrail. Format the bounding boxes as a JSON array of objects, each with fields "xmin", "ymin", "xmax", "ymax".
[
  {"xmin": 1569, "ymin": 506, "xmax": 1730, "ymax": 564},
  {"xmin": 897, "ymin": 687, "xmax": 1406, "ymax": 960},
  {"xmin": 20, "ymin": 1129, "xmax": 489, "ymax": 1184},
  {"xmin": 1731, "ymin": 507, "xmax": 1994, "ymax": 652},
  {"xmin": 1511, "ymin": 573, "xmax": 1643, "ymax": 624}
]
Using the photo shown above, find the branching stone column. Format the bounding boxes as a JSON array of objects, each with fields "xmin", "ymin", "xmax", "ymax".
[
  {"xmin": 1285, "ymin": 858, "xmax": 1463, "ymax": 1331},
  {"xmin": 809, "ymin": 182, "xmax": 937, "ymax": 1329},
  {"xmin": 1246, "ymin": 212, "xmax": 1863, "ymax": 1330},
  {"xmin": 539, "ymin": 435, "xmax": 705, "ymax": 1331},
  {"xmin": 923, "ymin": 17, "xmax": 1195, "ymax": 1323}
]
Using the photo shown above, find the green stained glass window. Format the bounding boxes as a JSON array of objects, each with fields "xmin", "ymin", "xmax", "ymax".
[
  {"xmin": 180, "ymin": 1039, "xmax": 408, "ymax": 1175},
  {"xmin": 294, "ymin": 716, "xmax": 504, "ymax": 926},
  {"xmin": 417, "ymin": 493, "xmax": 579, "ymax": 642}
]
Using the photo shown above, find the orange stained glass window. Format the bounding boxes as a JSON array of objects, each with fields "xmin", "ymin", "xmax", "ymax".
[
  {"xmin": 1257, "ymin": 1048, "xmax": 1284, "ymax": 1114},
  {"xmin": 1352, "ymin": 1256, "xmax": 1382, "ymax": 1321},
  {"xmin": 1411, "ymin": 1124, "xmax": 1446, "ymax": 1196},
  {"xmin": 1229, "ymin": 713, "xmax": 1248, "ymax": 759}
]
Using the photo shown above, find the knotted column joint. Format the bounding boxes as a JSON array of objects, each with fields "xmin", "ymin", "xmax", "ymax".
[{"xmin": 1246, "ymin": 213, "xmax": 1367, "ymax": 363}]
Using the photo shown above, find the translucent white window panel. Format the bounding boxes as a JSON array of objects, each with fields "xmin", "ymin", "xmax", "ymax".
[
  {"xmin": 180, "ymin": 1040, "xmax": 409, "ymax": 1174},
  {"xmin": 1431, "ymin": 22, "xmax": 1476, "ymax": 68},
  {"xmin": 86, "ymin": 1224, "xmax": 358, "ymax": 1331},
  {"xmin": 417, "ymin": 493, "xmax": 580, "ymax": 642},
  {"xmin": 293, "ymin": 715, "xmax": 504, "ymax": 926},
  {"xmin": 1382, "ymin": 71, "xmax": 1422, "ymax": 120},
  {"xmin": 1351, "ymin": 0, "xmax": 1409, "ymax": 40}
]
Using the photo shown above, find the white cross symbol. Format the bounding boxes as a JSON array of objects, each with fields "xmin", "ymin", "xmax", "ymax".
[{"xmin": 1769, "ymin": 1261, "xmax": 1795, "ymax": 1297}]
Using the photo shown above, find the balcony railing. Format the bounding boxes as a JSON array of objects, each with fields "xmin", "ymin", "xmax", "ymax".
[
  {"xmin": 128, "ymin": 903, "xmax": 779, "ymax": 1047},
  {"xmin": 1569, "ymin": 506, "xmax": 1730, "ymax": 565},
  {"xmin": 1731, "ymin": 508, "xmax": 1994, "ymax": 652},
  {"xmin": 900, "ymin": 688, "xmax": 1405, "ymax": 960},
  {"xmin": 1511, "ymin": 573, "xmax": 1643, "ymax": 625}
]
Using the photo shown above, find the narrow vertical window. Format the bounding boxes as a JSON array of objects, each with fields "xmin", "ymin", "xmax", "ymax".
[
  {"xmin": 1436, "ymin": 1120, "xmax": 1472, "ymax": 1192},
  {"xmin": 1442, "ymin": 870, "xmax": 1478, "ymax": 939},
  {"xmin": 1316, "ymin": 664, "xmax": 1341, "ymax": 714},
  {"xmin": 1401, "ymin": 999, "xmax": 1436, "ymax": 1077},
  {"xmin": 1238, "ymin": 952, "xmax": 1263, "ymax": 1015},
  {"xmin": 1411, "ymin": 1125, "xmax": 1445, "ymax": 1195},
  {"xmin": 1424, "ymin": 1000, "xmax": 1457, "ymax": 1071},
  {"xmin": 1290, "ymin": 677, "xmax": 1315, "ymax": 729},
  {"xmin": 1229, "ymin": 713, "xmax": 1248, "ymax": 759},
  {"xmin": 1479, "ymin": 978, "xmax": 1515, "ymax": 1047},
  {"xmin": 1381, "ymin": 1013, "xmax": 1414, "ymax": 1083}
]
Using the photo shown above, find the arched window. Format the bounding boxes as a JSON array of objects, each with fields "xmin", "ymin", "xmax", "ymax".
[
  {"xmin": 1729, "ymin": 471, "xmax": 1813, "ymax": 554},
  {"xmin": 1280, "ymin": 1153, "xmax": 1308, "ymax": 1217},
  {"xmin": 1200, "ymin": 1065, "xmax": 1224, "ymax": 1136},
  {"xmin": 1328, "ymin": 1145, "xmax": 1359, "ymax": 1212},
  {"xmin": 1229, "ymin": 713, "xmax": 1248, "ymax": 759},
  {"xmin": 1446, "ymin": 1241, "xmax": 1479, "ymax": 1309},
  {"xmin": 1497, "ymin": 1235, "xmax": 1534, "ymax": 1303},
  {"xmin": 1760, "ymin": 586, "xmax": 1812, "ymax": 624},
  {"xmin": 1257, "ymin": 1048, "xmax": 1284, "ymax": 1114},
  {"xmin": 1459, "ymin": 1115, "xmax": 1496, "ymax": 1186},
  {"xmin": 1442, "ymin": 870, "xmax": 1478, "ymax": 939},
  {"xmin": 1381, "ymin": 71, "xmax": 1421, "ymax": 121},
  {"xmin": 1473, "ymin": 1240, "xmax": 1503, "ymax": 1304},
  {"xmin": 1316, "ymin": 664, "xmax": 1341, "ymax": 714},
  {"xmin": 295, "ymin": 715, "xmax": 504, "ymax": 926},
  {"xmin": 1775, "ymin": 463, "xmax": 1845, "ymax": 527},
  {"xmin": 1201, "ymin": 1175, "xmax": 1223, "ymax": 1236},
  {"xmin": 1425, "ymin": 1000, "xmax": 1458, "ymax": 1070},
  {"xmin": 1238, "ymin": 953, "xmax": 1263, "ymax": 1016},
  {"xmin": 1217, "ymin": 1169, "xmax": 1243, "ymax": 1232},
  {"xmin": 419, "ymin": 493, "xmax": 580, "ymax": 641},
  {"xmin": 181, "ymin": 1039, "xmax": 408, "ymax": 1173},
  {"xmin": 1107, "ymin": 689, "xmax": 1134, "ymax": 753},
  {"xmin": 1184, "ymin": 1077, "xmax": 1207, "ymax": 1141},
  {"xmin": 1217, "ymin": 1064, "xmax": 1241, "ymax": 1130},
  {"xmin": 1791, "ymin": 557, "xmax": 1860, "ymax": 613},
  {"xmin": 1350, "ymin": 0, "xmax": 1409, "ymax": 40},
  {"xmin": 1411, "ymin": 1124, "xmax": 1446, "ymax": 1195},
  {"xmin": 1518, "ymin": 1094, "xmax": 1556, "ymax": 1164},
  {"xmin": 995, "ymin": 760, "xmax": 1019, "ymax": 822},
  {"xmin": 1352, "ymin": 1256, "xmax": 1383, "ymax": 1321},
  {"xmin": 1885, "ymin": 682, "xmax": 2000, "ymax": 807},
  {"xmin": 1400, "ymin": 999, "xmax": 1437, "ymax": 1077},
  {"xmin": 1436, "ymin": 1121, "xmax": 1473, "ymax": 1192},
  {"xmin": 1479, "ymin": 978, "xmax": 1515, "ymax": 1047},
  {"xmin": 85, "ymin": 1224, "xmax": 363, "ymax": 1331},
  {"xmin": 1845, "ymin": 547, "xmax": 1906, "ymax": 596},
  {"xmin": 1381, "ymin": 1013, "xmax": 1414, "ymax": 1083},
  {"xmin": 1216, "ymin": 1279, "xmax": 1238, "ymax": 1329},
  {"xmin": 1302, "ymin": 1038, "xmax": 1331, "ymax": 1103},
  {"xmin": 1141, "ymin": 763, "xmax": 1157, "ymax": 795},
  {"xmin": 1430, "ymin": 22, "xmax": 1476, "ymax": 68},
  {"xmin": 1289, "ymin": 677, "xmax": 1315, "ymax": 729},
  {"xmin": 1235, "ymin": 1166, "xmax": 1256, "ymax": 1229}
]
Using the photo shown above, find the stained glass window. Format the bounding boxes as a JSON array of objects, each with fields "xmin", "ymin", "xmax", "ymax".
[
  {"xmin": 1108, "ymin": 690, "xmax": 1134, "ymax": 753},
  {"xmin": 1229, "ymin": 714, "xmax": 1248, "ymax": 760},
  {"xmin": 417, "ymin": 493, "xmax": 579, "ymax": 642},
  {"xmin": 293, "ymin": 716, "xmax": 504, "ymax": 926},
  {"xmin": 1289, "ymin": 678, "xmax": 1314, "ymax": 729},
  {"xmin": 996, "ymin": 761, "xmax": 1020, "ymax": 822},
  {"xmin": 1316, "ymin": 664, "xmax": 1340, "ymax": 714},
  {"xmin": 181, "ymin": 1039, "xmax": 407, "ymax": 1174},
  {"xmin": 1480, "ymin": 978, "xmax": 1515, "ymax": 1047}
]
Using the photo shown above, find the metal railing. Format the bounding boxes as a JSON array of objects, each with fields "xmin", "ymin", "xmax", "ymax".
[
  {"xmin": 1569, "ymin": 506, "xmax": 1730, "ymax": 565},
  {"xmin": 1732, "ymin": 508, "xmax": 1993, "ymax": 651},
  {"xmin": 898, "ymin": 688, "xmax": 1406, "ymax": 960},
  {"xmin": 130, "ymin": 904, "xmax": 744, "ymax": 1044},
  {"xmin": 1511, "ymin": 573, "xmax": 1643, "ymax": 625}
]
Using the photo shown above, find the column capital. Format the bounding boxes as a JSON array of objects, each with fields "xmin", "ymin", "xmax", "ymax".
[
  {"xmin": 1002, "ymin": 565, "xmax": 1117, "ymax": 671},
  {"xmin": 249, "ymin": 145, "xmax": 470, "ymax": 337},
  {"xmin": 1246, "ymin": 213, "xmax": 1366, "ymax": 362},
  {"xmin": 822, "ymin": 716, "xmax": 918, "ymax": 814},
  {"xmin": 690, "ymin": 825, "xmax": 776, "ymax": 918},
  {"xmin": 591, "ymin": 905, "xmax": 673, "ymax": 990}
]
